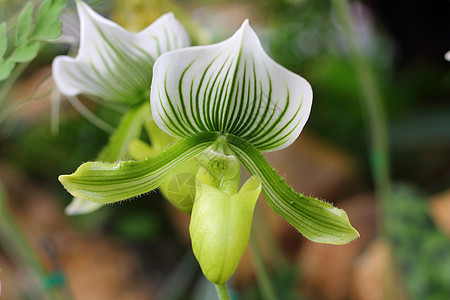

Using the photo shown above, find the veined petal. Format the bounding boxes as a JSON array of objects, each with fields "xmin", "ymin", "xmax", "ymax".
[
  {"xmin": 59, "ymin": 132, "xmax": 218, "ymax": 203},
  {"xmin": 227, "ymin": 134, "xmax": 359, "ymax": 245},
  {"xmin": 151, "ymin": 20, "xmax": 312, "ymax": 151},
  {"xmin": 53, "ymin": 1, "xmax": 189, "ymax": 104}
]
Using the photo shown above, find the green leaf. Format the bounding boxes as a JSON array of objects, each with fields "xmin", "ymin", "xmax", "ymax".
[
  {"xmin": 52, "ymin": 1, "xmax": 189, "ymax": 104},
  {"xmin": 31, "ymin": 0, "xmax": 65, "ymax": 41},
  {"xmin": 98, "ymin": 103, "xmax": 149, "ymax": 161},
  {"xmin": 0, "ymin": 59, "xmax": 15, "ymax": 81},
  {"xmin": 190, "ymin": 169, "xmax": 261, "ymax": 284},
  {"xmin": 15, "ymin": 2, "xmax": 33, "ymax": 46},
  {"xmin": 59, "ymin": 132, "xmax": 219, "ymax": 204},
  {"xmin": 0, "ymin": 23, "xmax": 7, "ymax": 58},
  {"xmin": 8, "ymin": 40, "xmax": 40, "ymax": 63},
  {"xmin": 227, "ymin": 134, "xmax": 359, "ymax": 245},
  {"xmin": 151, "ymin": 20, "xmax": 312, "ymax": 152}
]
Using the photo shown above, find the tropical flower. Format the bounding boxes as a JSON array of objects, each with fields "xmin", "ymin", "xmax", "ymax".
[
  {"xmin": 53, "ymin": 0, "xmax": 189, "ymax": 104},
  {"xmin": 52, "ymin": 0, "xmax": 190, "ymax": 215},
  {"xmin": 59, "ymin": 20, "xmax": 359, "ymax": 283}
]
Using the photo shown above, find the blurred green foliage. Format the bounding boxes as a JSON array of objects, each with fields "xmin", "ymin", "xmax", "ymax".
[{"xmin": 386, "ymin": 185, "xmax": 450, "ymax": 300}]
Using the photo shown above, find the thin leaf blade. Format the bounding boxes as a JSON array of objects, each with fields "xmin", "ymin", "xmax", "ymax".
[{"xmin": 15, "ymin": 2, "xmax": 33, "ymax": 46}]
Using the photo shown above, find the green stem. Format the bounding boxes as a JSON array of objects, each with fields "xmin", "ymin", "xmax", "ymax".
[
  {"xmin": 330, "ymin": 1, "xmax": 397, "ymax": 299},
  {"xmin": 254, "ymin": 204, "xmax": 287, "ymax": 268},
  {"xmin": 330, "ymin": 0, "xmax": 391, "ymax": 234},
  {"xmin": 250, "ymin": 232, "xmax": 277, "ymax": 300},
  {"xmin": 0, "ymin": 182, "xmax": 59, "ymax": 300},
  {"xmin": 215, "ymin": 283, "xmax": 231, "ymax": 300},
  {"xmin": 0, "ymin": 61, "xmax": 30, "ymax": 107}
]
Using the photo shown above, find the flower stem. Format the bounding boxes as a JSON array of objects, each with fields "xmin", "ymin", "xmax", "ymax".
[
  {"xmin": 330, "ymin": 1, "xmax": 397, "ymax": 299},
  {"xmin": 215, "ymin": 283, "xmax": 231, "ymax": 300},
  {"xmin": 330, "ymin": 0, "xmax": 391, "ymax": 234},
  {"xmin": 0, "ymin": 204, "xmax": 58, "ymax": 299},
  {"xmin": 250, "ymin": 232, "xmax": 277, "ymax": 300}
]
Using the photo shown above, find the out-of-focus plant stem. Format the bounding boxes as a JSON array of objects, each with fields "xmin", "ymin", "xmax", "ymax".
[
  {"xmin": 0, "ymin": 62, "xmax": 30, "ymax": 108},
  {"xmin": 330, "ymin": 1, "xmax": 397, "ymax": 299},
  {"xmin": 250, "ymin": 232, "xmax": 277, "ymax": 300},
  {"xmin": 330, "ymin": 0, "xmax": 391, "ymax": 234},
  {"xmin": 0, "ymin": 182, "xmax": 59, "ymax": 300}
]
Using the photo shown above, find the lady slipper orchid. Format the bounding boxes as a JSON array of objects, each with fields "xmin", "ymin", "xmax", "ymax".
[
  {"xmin": 59, "ymin": 20, "xmax": 359, "ymax": 283},
  {"xmin": 52, "ymin": 0, "xmax": 190, "ymax": 215}
]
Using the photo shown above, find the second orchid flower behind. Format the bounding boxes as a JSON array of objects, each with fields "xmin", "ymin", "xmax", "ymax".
[
  {"xmin": 59, "ymin": 20, "xmax": 359, "ymax": 285},
  {"xmin": 52, "ymin": 0, "xmax": 192, "ymax": 215}
]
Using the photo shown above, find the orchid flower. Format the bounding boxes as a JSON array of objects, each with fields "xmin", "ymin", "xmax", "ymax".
[
  {"xmin": 53, "ymin": 0, "xmax": 189, "ymax": 105},
  {"xmin": 52, "ymin": 0, "xmax": 190, "ymax": 215},
  {"xmin": 59, "ymin": 20, "xmax": 359, "ymax": 283}
]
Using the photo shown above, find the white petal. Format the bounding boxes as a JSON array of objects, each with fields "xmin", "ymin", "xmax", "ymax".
[
  {"xmin": 151, "ymin": 20, "xmax": 312, "ymax": 152},
  {"xmin": 53, "ymin": 1, "xmax": 190, "ymax": 104},
  {"xmin": 65, "ymin": 197, "xmax": 103, "ymax": 215}
]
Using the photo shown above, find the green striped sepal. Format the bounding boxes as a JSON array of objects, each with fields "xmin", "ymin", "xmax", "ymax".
[
  {"xmin": 65, "ymin": 103, "xmax": 150, "ymax": 215},
  {"xmin": 150, "ymin": 20, "xmax": 312, "ymax": 152},
  {"xmin": 59, "ymin": 132, "xmax": 219, "ymax": 204},
  {"xmin": 52, "ymin": 0, "xmax": 189, "ymax": 105},
  {"xmin": 226, "ymin": 134, "xmax": 359, "ymax": 245}
]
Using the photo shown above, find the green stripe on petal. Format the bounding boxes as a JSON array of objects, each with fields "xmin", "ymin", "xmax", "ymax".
[
  {"xmin": 59, "ymin": 132, "xmax": 219, "ymax": 204},
  {"xmin": 151, "ymin": 20, "xmax": 312, "ymax": 152},
  {"xmin": 226, "ymin": 134, "xmax": 359, "ymax": 245},
  {"xmin": 53, "ymin": 1, "xmax": 189, "ymax": 104}
]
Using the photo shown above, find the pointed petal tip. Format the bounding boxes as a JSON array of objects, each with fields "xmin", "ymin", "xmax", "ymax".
[
  {"xmin": 65, "ymin": 197, "xmax": 103, "ymax": 216},
  {"xmin": 239, "ymin": 19, "xmax": 251, "ymax": 32}
]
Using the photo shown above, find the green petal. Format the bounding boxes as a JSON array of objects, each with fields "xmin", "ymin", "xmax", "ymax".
[
  {"xmin": 59, "ymin": 132, "xmax": 218, "ymax": 204},
  {"xmin": 151, "ymin": 20, "xmax": 312, "ymax": 151},
  {"xmin": 53, "ymin": 1, "xmax": 189, "ymax": 104},
  {"xmin": 226, "ymin": 134, "xmax": 359, "ymax": 245},
  {"xmin": 190, "ymin": 169, "xmax": 261, "ymax": 284}
]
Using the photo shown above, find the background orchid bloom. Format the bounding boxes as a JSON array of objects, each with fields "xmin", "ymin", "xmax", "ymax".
[
  {"xmin": 59, "ymin": 20, "xmax": 359, "ymax": 245},
  {"xmin": 52, "ymin": 0, "xmax": 189, "ymax": 104},
  {"xmin": 52, "ymin": 0, "xmax": 190, "ymax": 215}
]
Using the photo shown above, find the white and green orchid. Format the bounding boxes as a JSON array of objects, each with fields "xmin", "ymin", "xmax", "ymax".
[
  {"xmin": 52, "ymin": 0, "xmax": 189, "ymax": 105},
  {"xmin": 59, "ymin": 20, "xmax": 359, "ymax": 283},
  {"xmin": 52, "ymin": 1, "xmax": 190, "ymax": 215}
]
